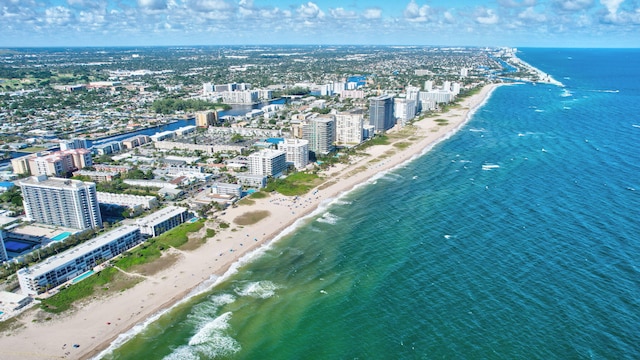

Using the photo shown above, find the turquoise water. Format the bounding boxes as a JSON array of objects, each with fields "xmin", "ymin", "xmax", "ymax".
[
  {"xmin": 72, "ymin": 270, "xmax": 95, "ymax": 284},
  {"xmin": 51, "ymin": 232, "xmax": 72, "ymax": 241},
  {"xmin": 101, "ymin": 49, "xmax": 640, "ymax": 359}
]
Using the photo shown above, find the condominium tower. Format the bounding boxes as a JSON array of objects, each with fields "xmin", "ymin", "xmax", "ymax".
[
  {"xmin": 369, "ymin": 95, "xmax": 395, "ymax": 132},
  {"xmin": 335, "ymin": 109, "xmax": 364, "ymax": 147},
  {"xmin": 19, "ymin": 175, "xmax": 102, "ymax": 230},
  {"xmin": 302, "ymin": 116, "xmax": 335, "ymax": 156},
  {"xmin": 249, "ymin": 149, "xmax": 287, "ymax": 177},
  {"xmin": 278, "ymin": 138, "xmax": 310, "ymax": 170}
]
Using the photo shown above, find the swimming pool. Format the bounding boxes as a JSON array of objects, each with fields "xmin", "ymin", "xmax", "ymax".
[
  {"xmin": 51, "ymin": 232, "xmax": 72, "ymax": 241},
  {"xmin": 71, "ymin": 270, "xmax": 95, "ymax": 284}
]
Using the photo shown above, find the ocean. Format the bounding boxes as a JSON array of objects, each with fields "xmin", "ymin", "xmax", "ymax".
[{"xmin": 101, "ymin": 48, "xmax": 640, "ymax": 359}]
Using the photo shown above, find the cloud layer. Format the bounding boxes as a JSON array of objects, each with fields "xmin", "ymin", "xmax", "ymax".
[{"xmin": 0, "ymin": 0, "xmax": 638, "ymax": 47}]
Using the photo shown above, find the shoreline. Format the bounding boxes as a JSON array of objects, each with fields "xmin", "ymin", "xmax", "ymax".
[
  {"xmin": 511, "ymin": 51, "xmax": 564, "ymax": 87},
  {"xmin": 0, "ymin": 83, "xmax": 503, "ymax": 360}
]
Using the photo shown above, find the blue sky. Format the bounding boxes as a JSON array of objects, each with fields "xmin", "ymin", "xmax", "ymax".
[{"xmin": 1, "ymin": 0, "xmax": 639, "ymax": 47}]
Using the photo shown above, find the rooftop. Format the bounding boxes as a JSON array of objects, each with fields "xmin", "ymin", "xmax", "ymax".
[{"xmin": 17, "ymin": 225, "xmax": 139, "ymax": 277}]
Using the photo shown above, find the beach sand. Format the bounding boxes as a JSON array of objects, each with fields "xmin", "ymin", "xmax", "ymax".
[{"xmin": 0, "ymin": 83, "xmax": 502, "ymax": 360}]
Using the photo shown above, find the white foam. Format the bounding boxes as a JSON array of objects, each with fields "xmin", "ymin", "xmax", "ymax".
[
  {"xmin": 163, "ymin": 312, "xmax": 241, "ymax": 360},
  {"xmin": 162, "ymin": 346, "xmax": 200, "ymax": 360},
  {"xmin": 560, "ymin": 89, "xmax": 572, "ymax": 97},
  {"xmin": 234, "ymin": 281, "xmax": 280, "ymax": 299},
  {"xmin": 189, "ymin": 312, "xmax": 234, "ymax": 346},
  {"xmin": 316, "ymin": 212, "xmax": 340, "ymax": 225}
]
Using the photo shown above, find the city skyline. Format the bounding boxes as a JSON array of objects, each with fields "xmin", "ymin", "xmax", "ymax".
[{"xmin": 1, "ymin": 0, "xmax": 639, "ymax": 48}]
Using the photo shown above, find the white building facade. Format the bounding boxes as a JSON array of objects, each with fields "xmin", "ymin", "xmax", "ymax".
[
  {"xmin": 20, "ymin": 175, "xmax": 102, "ymax": 230},
  {"xmin": 302, "ymin": 116, "xmax": 335, "ymax": 155},
  {"xmin": 335, "ymin": 110, "xmax": 364, "ymax": 147},
  {"xmin": 278, "ymin": 139, "xmax": 309, "ymax": 170},
  {"xmin": 17, "ymin": 225, "xmax": 142, "ymax": 295},
  {"xmin": 249, "ymin": 149, "xmax": 287, "ymax": 177},
  {"xmin": 135, "ymin": 206, "xmax": 190, "ymax": 238}
]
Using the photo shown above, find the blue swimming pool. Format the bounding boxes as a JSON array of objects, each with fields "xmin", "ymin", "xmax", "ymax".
[
  {"xmin": 71, "ymin": 270, "xmax": 94, "ymax": 284},
  {"xmin": 51, "ymin": 232, "xmax": 72, "ymax": 241}
]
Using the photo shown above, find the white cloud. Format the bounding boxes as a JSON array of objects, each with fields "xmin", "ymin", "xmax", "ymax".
[
  {"xmin": 443, "ymin": 11, "xmax": 455, "ymax": 23},
  {"xmin": 476, "ymin": 8, "xmax": 499, "ymax": 24},
  {"xmin": 498, "ymin": 0, "xmax": 537, "ymax": 7},
  {"xmin": 554, "ymin": 0, "xmax": 594, "ymax": 11},
  {"xmin": 77, "ymin": 9, "xmax": 106, "ymax": 27},
  {"xmin": 188, "ymin": 0, "xmax": 233, "ymax": 12},
  {"xmin": 138, "ymin": 0, "xmax": 167, "ymax": 11},
  {"xmin": 404, "ymin": 0, "xmax": 433, "ymax": 22},
  {"xmin": 67, "ymin": 0, "xmax": 106, "ymax": 9},
  {"xmin": 45, "ymin": 6, "xmax": 74, "ymax": 25},
  {"xmin": 329, "ymin": 7, "xmax": 357, "ymax": 19},
  {"xmin": 600, "ymin": 0, "xmax": 624, "ymax": 14},
  {"xmin": 518, "ymin": 7, "xmax": 547, "ymax": 21},
  {"xmin": 363, "ymin": 8, "xmax": 382, "ymax": 19},
  {"xmin": 297, "ymin": 2, "xmax": 324, "ymax": 19}
]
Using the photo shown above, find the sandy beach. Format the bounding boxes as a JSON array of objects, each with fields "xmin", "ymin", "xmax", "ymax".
[{"xmin": 0, "ymin": 83, "xmax": 502, "ymax": 360}]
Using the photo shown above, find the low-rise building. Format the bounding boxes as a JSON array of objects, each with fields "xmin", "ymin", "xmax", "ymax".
[
  {"xmin": 97, "ymin": 192, "xmax": 158, "ymax": 210},
  {"xmin": 73, "ymin": 170, "xmax": 119, "ymax": 183},
  {"xmin": 93, "ymin": 164, "xmax": 132, "ymax": 174},
  {"xmin": 121, "ymin": 135, "xmax": 150, "ymax": 149},
  {"xmin": 135, "ymin": 206, "xmax": 190, "ymax": 238},
  {"xmin": 17, "ymin": 225, "xmax": 142, "ymax": 296},
  {"xmin": 211, "ymin": 183, "xmax": 242, "ymax": 198},
  {"xmin": 236, "ymin": 174, "xmax": 267, "ymax": 188}
]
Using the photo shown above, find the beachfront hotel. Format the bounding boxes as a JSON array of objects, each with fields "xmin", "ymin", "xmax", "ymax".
[
  {"xmin": 135, "ymin": 206, "xmax": 190, "ymax": 238},
  {"xmin": 19, "ymin": 175, "xmax": 103, "ymax": 231},
  {"xmin": 17, "ymin": 225, "xmax": 142, "ymax": 296}
]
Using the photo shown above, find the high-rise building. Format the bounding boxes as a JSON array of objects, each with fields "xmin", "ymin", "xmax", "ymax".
[
  {"xmin": 424, "ymin": 80, "xmax": 433, "ymax": 91},
  {"xmin": 278, "ymin": 139, "xmax": 309, "ymax": 170},
  {"xmin": 369, "ymin": 95, "xmax": 395, "ymax": 132},
  {"xmin": 443, "ymin": 81, "xmax": 451, "ymax": 92},
  {"xmin": 303, "ymin": 116, "xmax": 335, "ymax": 156},
  {"xmin": 195, "ymin": 110, "xmax": 218, "ymax": 128},
  {"xmin": 19, "ymin": 175, "xmax": 102, "ymax": 230},
  {"xmin": 451, "ymin": 82, "xmax": 461, "ymax": 96},
  {"xmin": 335, "ymin": 109, "xmax": 364, "ymax": 147},
  {"xmin": 249, "ymin": 149, "xmax": 287, "ymax": 177},
  {"xmin": 394, "ymin": 98, "xmax": 417, "ymax": 124}
]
